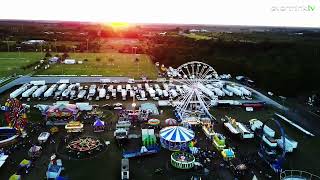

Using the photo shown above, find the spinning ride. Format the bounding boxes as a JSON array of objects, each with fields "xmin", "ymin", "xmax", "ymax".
[
  {"xmin": 67, "ymin": 137, "xmax": 103, "ymax": 153},
  {"xmin": 171, "ymin": 152, "xmax": 195, "ymax": 169},
  {"xmin": 173, "ymin": 61, "xmax": 219, "ymax": 121}
]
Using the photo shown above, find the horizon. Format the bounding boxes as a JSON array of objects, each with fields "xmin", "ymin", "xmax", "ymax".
[{"xmin": 0, "ymin": 0, "xmax": 320, "ymax": 28}]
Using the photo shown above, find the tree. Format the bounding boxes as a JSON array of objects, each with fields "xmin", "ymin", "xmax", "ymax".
[
  {"xmin": 45, "ymin": 52, "xmax": 52, "ymax": 57},
  {"xmin": 135, "ymin": 58, "xmax": 139, "ymax": 63},
  {"xmin": 61, "ymin": 53, "xmax": 69, "ymax": 60},
  {"xmin": 96, "ymin": 57, "xmax": 101, "ymax": 62}
]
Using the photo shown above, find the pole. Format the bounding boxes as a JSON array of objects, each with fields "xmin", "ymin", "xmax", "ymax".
[
  {"xmin": 54, "ymin": 39, "xmax": 57, "ymax": 53},
  {"xmin": 16, "ymin": 47, "xmax": 21, "ymax": 58},
  {"xmin": 86, "ymin": 38, "xmax": 89, "ymax": 52}
]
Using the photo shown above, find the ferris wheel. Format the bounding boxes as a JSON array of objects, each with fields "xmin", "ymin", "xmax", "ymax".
[
  {"xmin": 173, "ymin": 61, "xmax": 219, "ymax": 120},
  {"xmin": 3, "ymin": 98, "xmax": 27, "ymax": 130}
]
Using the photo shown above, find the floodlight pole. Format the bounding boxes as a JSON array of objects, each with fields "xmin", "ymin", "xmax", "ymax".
[
  {"xmin": 54, "ymin": 39, "xmax": 57, "ymax": 53},
  {"xmin": 86, "ymin": 38, "xmax": 89, "ymax": 52},
  {"xmin": 16, "ymin": 47, "xmax": 21, "ymax": 58}
]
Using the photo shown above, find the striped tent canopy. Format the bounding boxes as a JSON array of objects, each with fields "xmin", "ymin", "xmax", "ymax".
[
  {"xmin": 165, "ymin": 118, "xmax": 177, "ymax": 126},
  {"xmin": 160, "ymin": 126, "xmax": 195, "ymax": 142}
]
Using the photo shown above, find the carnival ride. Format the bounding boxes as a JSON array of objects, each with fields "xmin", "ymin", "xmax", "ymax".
[
  {"xmin": 3, "ymin": 98, "xmax": 27, "ymax": 130},
  {"xmin": 160, "ymin": 126, "xmax": 195, "ymax": 151},
  {"xmin": 65, "ymin": 121, "xmax": 84, "ymax": 133},
  {"xmin": 213, "ymin": 133, "xmax": 226, "ymax": 151},
  {"xmin": 173, "ymin": 61, "xmax": 219, "ymax": 121},
  {"xmin": 67, "ymin": 137, "xmax": 104, "ymax": 156},
  {"xmin": 147, "ymin": 119, "xmax": 160, "ymax": 126},
  {"xmin": 1, "ymin": 98, "xmax": 27, "ymax": 146},
  {"xmin": 171, "ymin": 151, "xmax": 195, "ymax": 169},
  {"xmin": 258, "ymin": 118, "xmax": 286, "ymax": 173},
  {"xmin": 46, "ymin": 155, "xmax": 64, "ymax": 179}
]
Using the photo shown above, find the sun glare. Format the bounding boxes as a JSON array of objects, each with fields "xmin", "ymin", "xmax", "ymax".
[{"xmin": 109, "ymin": 22, "xmax": 130, "ymax": 29}]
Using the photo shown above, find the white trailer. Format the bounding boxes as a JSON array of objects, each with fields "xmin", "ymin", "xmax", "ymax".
[
  {"xmin": 156, "ymin": 89, "xmax": 163, "ymax": 96},
  {"xmin": 67, "ymin": 84, "xmax": 76, "ymax": 90},
  {"xmin": 112, "ymin": 89, "xmax": 117, "ymax": 98},
  {"xmin": 222, "ymin": 88, "xmax": 233, "ymax": 96},
  {"xmin": 129, "ymin": 90, "xmax": 135, "ymax": 97},
  {"xmin": 169, "ymin": 89, "xmax": 178, "ymax": 98},
  {"xmin": 77, "ymin": 90, "xmax": 87, "ymax": 99},
  {"xmin": 22, "ymin": 86, "xmax": 38, "ymax": 98},
  {"xmin": 154, "ymin": 84, "xmax": 160, "ymax": 90},
  {"xmin": 30, "ymin": 80, "xmax": 46, "ymax": 86},
  {"xmin": 32, "ymin": 85, "xmax": 47, "ymax": 98},
  {"xmin": 121, "ymin": 89, "xmax": 127, "ymax": 100},
  {"xmin": 58, "ymin": 84, "xmax": 67, "ymax": 91},
  {"xmin": 144, "ymin": 83, "xmax": 150, "ymax": 90},
  {"xmin": 163, "ymin": 90, "xmax": 169, "ymax": 97},
  {"xmin": 98, "ymin": 88, "xmax": 106, "ymax": 98},
  {"xmin": 197, "ymin": 83, "xmax": 216, "ymax": 98},
  {"xmin": 44, "ymin": 84, "xmax": 57, "ymax": 97},
  {"xmin": 140, "ymin": 90, "xmax": 146, "ymax": 98},
  {"xmin": 213, "ymin": 88, "xmax": 225, "ymax": 96},
  {"xmin": 117, "ymin": 85, "xmax": 122, "ymax": 93},
  {"xmin": 108, "ymin": 85, "xmax": 114, "ymax": 92},
  {"xmin": 163, "ymin": 83, "xmax": 169, "ymax": 90},
  {"xmin": 88, "ymin": 85, "xmax": 97, "ymax": 97},
  {"xmin": 238, "ymin": 86, "xmax": 251, "ymax": 96},
  {"xmin": 10, "ymin": 84, "xmax": 30, "ymax": 98},
  {"xmin": 62, "ymin": 89, "xmax": 71, "ymax": 97},
  {"xmin": 125, "ymin": 84, "xmax": 132, "ymax": 91},
  {"xmin": 148, "ymin": 88, "xmax": 156, "ymax": 98},
  {"xmin": 226, "ymin": 85, "xmax": 243, "ymax": 96}
]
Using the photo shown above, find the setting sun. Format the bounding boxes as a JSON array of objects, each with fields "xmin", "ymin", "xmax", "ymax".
[{"xmin": 109, "ymin": 22, "xmax": 130, "ymax": 29}]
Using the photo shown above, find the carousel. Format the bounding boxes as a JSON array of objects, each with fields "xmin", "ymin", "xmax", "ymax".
[
  {"xmin": 171, "ymin": 151, "xmax": 195, "ymax": 169},
  {"xmin": 66, "ymin": 137, "xmax": 105, "ymax": 159},
  {"xmin": 160, "ymin": 126, "xmax": 195, "ymax": 151}
]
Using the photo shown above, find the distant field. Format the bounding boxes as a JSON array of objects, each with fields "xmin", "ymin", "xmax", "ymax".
[
  {"xmin": 0, "ymin": 52, "xmax": 44, "ymax": 77},
  {"xmin": 184, "ymin": 33, "xmax": 212, "ymax": 40},
  {"xmin": 36, "ymin": 52, "xmax": 158, "ymax": 79}
]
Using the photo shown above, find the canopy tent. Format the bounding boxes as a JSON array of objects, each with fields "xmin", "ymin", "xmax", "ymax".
[
  {"xmin": 28, "ymin": 145, "xmax": 42, "ymax": 157},
  {"xmin": 160, "ymin": 126, "xmax": 195, "ymax": 151},
  {"xmin": 148, "ymin": 119, "xmax": 160, "ymax": 126},
  {"xmin": 165, "ymin": 118, "xmax": 177, "ymax": 126},
  {"xmin": 160, "ymin": 126, "xmax": 195, "ymax": 142},
  {"xmin": 93, "ymin": 118, "xmax": 105, "ymax": 132},
  {"xmin": 140, "ymin": 103, "xmax": 159, "ymax": 115}
]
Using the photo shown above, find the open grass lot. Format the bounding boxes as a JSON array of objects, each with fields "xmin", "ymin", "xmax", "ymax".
[
  {"xmin": 184, "ymin": 33, "xmax": 212, "ymax": 40},
  {"xmin": 36, "ymin": 52, "xmax": 158, "ymax": 79},
  {"xmin": 0, "ymin": 52, "xmax": 44, "ymax": 77}
]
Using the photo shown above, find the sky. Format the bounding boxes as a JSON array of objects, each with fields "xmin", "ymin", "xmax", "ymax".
[{"xmin": 0, "ymin": 0, "xmax": 319, "ymax": 28}]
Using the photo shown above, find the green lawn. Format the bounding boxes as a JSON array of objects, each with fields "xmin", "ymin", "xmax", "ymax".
[
  {"xmin": 184, "ymin": 33, "xmax": 212, "ymax": 40},
  {"xmin": 37, "ymin": 52, "xmax": 158, "ymax": 79},
  {"xmin": 0, "ymin": 52, "xmax": 45, "ymax": 77}
]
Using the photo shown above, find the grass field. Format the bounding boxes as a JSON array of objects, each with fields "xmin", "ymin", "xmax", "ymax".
[
  {"xmin": 184, "ymin": 33, "xmax": 212, "ymax": 40},
  {"xmin": 36, "ymin": 52, "xmax": 158, "ymax": 79},
  {"xmin": 0, "ymin": 52, "xmax": 45, "ymax": 77}
]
